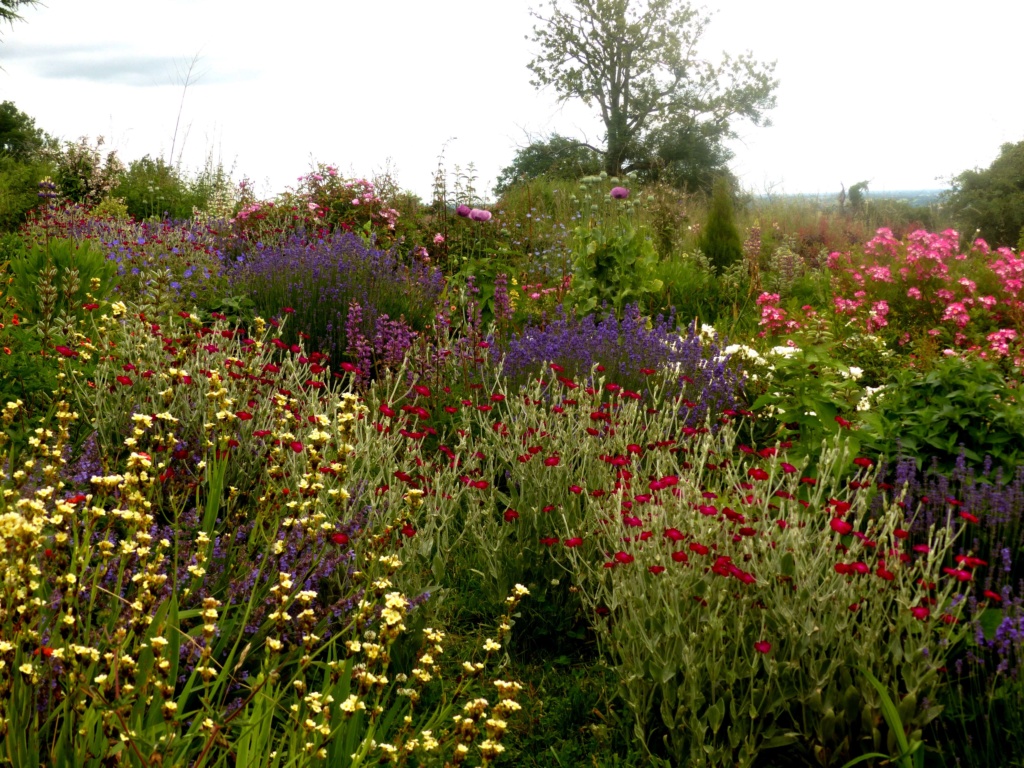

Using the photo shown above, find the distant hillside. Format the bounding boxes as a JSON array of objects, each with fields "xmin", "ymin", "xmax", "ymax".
[{"xmin": 770, "ymin": 189, "xmax": 946, "ymax": 208}]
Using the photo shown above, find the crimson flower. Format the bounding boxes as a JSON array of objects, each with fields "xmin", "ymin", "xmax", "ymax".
[
  {"xmin": 747, "ymin": 468, "xmax": 769, "ymax": 481},
  {"xmin": 544, "ymin": 456, "xmax": 560, "ymax": 467},
  {"xmin": 569, "ymin": 484, "xmax": 583, "ymax": 494},
  {"xmin": 983, "ymin": 590, "xmax": 1002, "ymax": 602},
  {"xmin": 504, "ymin": 509, "xmax": 520, "ymax": 522},
  {"xmin": 613, "ymin": 551, "xmax": 634, "ymax": 564},
  {"xmin": 800, "ymin": 477, "xmax": 817, "ymax": 486},
  {"xmin": 648, "ymin": 565, "xmax": 665, "ymax": 574},
  {"xmin": 663, "ymin": 527, "xmax": 685, "ymax": 541},
  {"xmin": 959, "ymin": 511, "xmax": 980, "ymax": 523},
  {"xmin": 540, "ymin": 537, "xmax": 559, "ymax": 546},
  {"xmin": 911, "ymin": 606, "xmax": 930, "ymax": 621},
  {"xmin": 330, "ymin": 533, "xmax": 349, "ymax": 545},
  {"xmin": 829, "ymin": 518, "xmax": 853, "ymax": 535},
  {"xmin": 780, "ymin": 462, "xmax": 797, "ymax": 474},
  {"xmin": 754, "ymin": 641, "xmax": 771, "ymax": 654},
  {"xmin": 236, "ymin": 411, "xmax": 253, "ymax": 420},
  {"xmin": 671, "ymin": 550, "xmax": 688, "ymax": 563},
  {"xmin": 688, "ymin": 542, "xmax": 709, "ymax": 555},
  {"xmin": 289, "ymin": 441, "xmax": 304, "ymax": 453},
  {"xmin": 401, "ymin": 524, "xmax": 416, "ymax": 537},
  {"xmin": 853, "ymin": 457, "xmax": 873, "ymax": 468},
  {"xmin": 564, "ymin": 537, "xmax": 583, "ymax": 547},
  {"xmin": 115, "ymin": 375, "xmax": 133, "ymax": 386},
  {"xmin": 413, "ymin": 384, "xmax": 431, "ymax": 397}
]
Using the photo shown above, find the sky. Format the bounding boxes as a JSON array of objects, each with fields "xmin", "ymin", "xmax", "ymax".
[{"xmin": 2, "ymin": 0, "xmax": 1022, "ymax": 202}]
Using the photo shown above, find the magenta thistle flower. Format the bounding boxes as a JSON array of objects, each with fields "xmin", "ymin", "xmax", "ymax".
[{"xmin": 610, "ymin": 186, "xmax": 630, "ymax": 199}]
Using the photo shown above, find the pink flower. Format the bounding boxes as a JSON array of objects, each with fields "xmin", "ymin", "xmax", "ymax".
[
  {"xmin": 469, "ymin": 208, "xmax": 492, "ymax": 222},
  {"xmin": 433, "ymin": 233, "xmax": 445, "ymax": 244},
  {"xmin": 610, "ymin": 186, "xmax": 630, "ymax": 199},
  {"xmin": 754, "ymin": 641, "xmax": 771, "ymax": 654},
  {"xmin": 907, "ymin": 286, "xmax": 922, "ymax": 300},
  {"xmin": 456, "ymin": 204, "xmax": 471, "ymax": 217},
  {"xmin": 911, "ymin": 606, "xmax": 930, "ymax": 621}
]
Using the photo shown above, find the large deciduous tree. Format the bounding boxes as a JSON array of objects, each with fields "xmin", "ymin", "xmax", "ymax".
[
  {"xmin": 944, "ymin": 140, "xmax": 1024, "ymax": 249},
  {"xmin": 527, "ymin": 0, "xmax": 777, "ymax": 185}
]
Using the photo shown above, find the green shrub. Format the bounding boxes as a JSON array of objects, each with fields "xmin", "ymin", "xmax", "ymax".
[
  {"xmin": 0, "ymin": 156, "xmax": 50, "ymax": 232},
  {"xmin": 698, "ymin": 177, "xmax": 744, "ymax": 273},
  {"xmin": 857, "ymin": 353, "xmax": 1024, "ymax": 474}
]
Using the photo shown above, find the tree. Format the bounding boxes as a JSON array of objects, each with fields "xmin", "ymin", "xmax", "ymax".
[
  {"xmin": 944, "ymin": 140, "xmax": 1024, "ymax": 248},
  {"xmin": 494, "ymin": 132, "xmax": 603, "ymax": 195},
  {"xmin": 527, "ymin": 0, "xmax": 777, "ymax": 184},
  {"xmin": 0, "ymin": 100, "xmax": 50, "ymax": 161}
]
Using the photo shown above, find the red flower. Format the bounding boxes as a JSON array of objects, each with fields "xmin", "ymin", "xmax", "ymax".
[
  {"xmin": 747, "ymin": 467, "xmax": 769, "ymax": 481},
  {"xmin": 236, "ymin": 411, "xmax": 253, "ymax": 420},
  {"xmin": 490, "ymin": 393, "xmax": 505, "ymax": 402},
  {"xmin": 853, "ymin": 457, "xmax": 873, "ymax": 468},
  {"xmin": 564, "ymin": 537, "xmax": 583, "ymax": 547},
  {"xmin": 569, "ymin": 484, "xmax": 583, "ymax": 494},
  {"xmin": 983, "ymin": 590, "xmax": 1002, "ymax": 602},
  {"xmin": 800, "ymin": 477, "xmax": 817, "ymax": 486},
  {"xmin": 613, "ymin": 551, "xmax": 634, "ymax": 564},
  {"xmin": 330, "ymin": 533, "xmax": 349, "ymax": 545},
  {"xmin": 289, "ymin": 441, "xmax": 304, "ymax": 453},
  {"xmin": 942, "ymin": 567, "xmax": 973, "ymax": 582},
  {"xmin": 663, "ymin": 527, "xmax": 685, "ymax": 542},
  {"xmin": 115, "ymin": 375, "xmax": 133, "ymax": 386},
  {"xmin": 754, "ymin": 641, "xmax": 771, "ymax": 654},
  {"xmin": 835, "ymin": 415, "xmax": 852, "ymax": 429},
  {"xmin": 401, "ymin": 524, "xmax": 416, "ymax": 538},
  {"xmin": 959, "ymin": 511, "xmax": 980, "ymax": 524},
  {"xmin": 697, "ymin": 504, "xmax": 718, "ymax": 516},
  {"xmin": 648, "ymin": 565, "xmax": 665, "ymax": 574},
  {"xmin": 503, "ymin": 508, "xmax": 520, "ymax": 522},
  {"xmin": 911, "ymin": 606, "xmax": 930, "ymax": 621},
  {"xmin": 413, "ymin": 384, "xmax": 431, "ymax": 397},
  {"xmin": 780, "ymin": 462, "xmax": 797, "ymax": 474},
  {"xmin": 640, "ymin": 367, "xmax": 655, "ymax": 375},
  {"xmin": 829, "ymin": 518, "xmax": 853, "ymax": 535},
  {"xmin": 540, "ymin": 537, "xmax": 559, "ymax": 546},
  {"xmin": 688, "ymin": 542, "xmax": 709, "ymax": 555},
  {"xmin": 894, "ymin": 528, "xmax": 909, "ymax": 540},
  {"xmin": 544, "ymin": 456, "xmax": 560, "ymax": 467},
  {"xmin": 671, "ymin": 550, "xmax": 689, "ymax": 563}
]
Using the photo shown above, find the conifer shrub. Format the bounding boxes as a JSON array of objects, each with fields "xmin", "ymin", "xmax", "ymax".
[{"xmin": 698, "ymin": 176, "xmax": 744, "ymax": 273}]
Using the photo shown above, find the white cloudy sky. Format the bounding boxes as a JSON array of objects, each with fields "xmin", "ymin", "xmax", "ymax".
[{"xmin": 1, "ymin": 0, "xmax": 1021, "ymax": 201}]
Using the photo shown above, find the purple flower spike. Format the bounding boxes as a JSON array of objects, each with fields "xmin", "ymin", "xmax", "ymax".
[
  {"xmin": 610, "ymin": 186, "xmax": 630, "ymax": 200},
  {"xmin": 455, "ymin": 204, "xmax": 472, "ymax": 217},
  {"xmin": 469, "ymin": 208, "xmax": 493, "ymax": 222}
]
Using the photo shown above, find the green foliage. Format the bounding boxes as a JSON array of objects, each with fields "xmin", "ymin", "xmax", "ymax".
[
  {"xmin": 113, "ymin": 155, "xmax": 207, "ymax": 220},
  {"xmin": 0, "ymin": 155, "xmax": 51, "ymax": 232},
  {"xmin": 698, "ymin": 177, "xmax": 744, "ymax": 273},
  {"xmin": 847, "ymin": 180, "xmax": 870, "ymax": 212},
  {"xmin": 565, "ymin": 181, "xmax": 662, "ymax": 316},
  {"xmin": 6, "ymin": 235, "xmax": 115, "ymax": 343},
  {"xmin": 494, "ymin": 133, "xmax": 603, "ymax": 196},
  {"xmin": 527, "ymin": 0, "xmax": 777, "ymax": 180},
  {"xmin": 944, "ymin": 140, "xmax": 1024, "ymax": 247},
  {"xmin": 0, "ymin": 101, "xmax": 51, "ymax": 162},
  {"xmin": 0, "ymin": 0, "xmax": 37, "ymax": 36},
  {"xmin": 857, "ymin": 354, "xmax": 1024, "ymax": 474}
]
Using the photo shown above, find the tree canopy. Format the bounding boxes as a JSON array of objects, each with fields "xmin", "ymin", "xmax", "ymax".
[
  {"xmin": 494, "ymin": 133, "xmax": 603, "ymax": 195},
  {"xmin": 527, "ymin": 0, "xmax": 777, "ymax": 186},
  {"xmin": 944, "ymin": 140, "xmax": 1024, "ymax": 249},
  {"xmin": 0, "ymin": 101, "xmax": 50, "ymax": 161}
]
